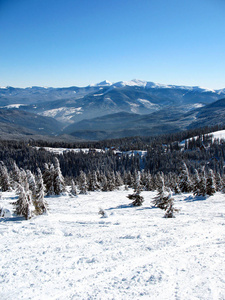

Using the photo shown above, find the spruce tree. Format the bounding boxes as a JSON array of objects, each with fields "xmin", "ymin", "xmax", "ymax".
[
  {"xmin": 133, "ymin": 171, "xmax": 141, "ymax": 193},
  {"xmin": 53, "ymin": 157, "xmax": 65, "ymax": 195},
  {"xmin": 193, "ymin": 169, "xmax": 201, "ymax": 196},
  {"xmin": 198, "ymin": 168, "xmax": 207, "ymax": 197},
  {"xmin": 26, "ymin": 170, "xmax": 37, "ymax": 198},
  {"xmin": 0, "ymin": 161, "xmax": 11, "ymax": 192},
  {"xmin": 15, "ymin": 184, "xmax": 32, "ymax": 220},
  {"xmin": 20, "ymin": 169, "xmax": 28, "ymax": 189},
  {"xmin": 115, "ymin": 171, "xmax": 123, "ymax": 188},
  {"xmin": 78, "ymin": 171, "xmax": 88, "ymax": 194},
  {"xmin": 34, "ymin": 168, "xmax": 47, "ymax": 215},
  {"xmin": 206, "ymin": 169, "xmax": 216, "ymax": 196},
  {"xmin": 43, "ymin": 163, "xmax": 55, "ymax": 196},
  {"xmin": 215, "ymin": 172, "xmax": 222, "ymax": 191},
  {"xmin": 100, "ymin": 174, "xmax": 108, "ymax": 191},
  {"xmin": 11, "ymin": 162, "xmax": 22, "ymax": 187},
  {"xmin": 142, "ymin": 171, "xmax": 153, "ymax": 191},
  {"xmin": 153, "ymin": 172, "xmax": 164, "ymax": 190},
  {"xmin": 179, "ymin": 162, "xmax": 192, "ymax": 193},
  {"xmin": 87, "ymin": 171, "xmax": 100, "ymax": 191},
  {"xmin": 127, "ymin": 191, "xmax": 144, "ymax": 206},
  {"xmin": 107, "ymin": 171, "xmax": 116, "ymax": 191},
  {"xmin": 163, "ymin": 191, "xmax": 179, "ymax": 218},
  {"xmin": 71, "ymin": 179, "xmax": 78, "ymax": 196},
  {"xmin": 125, "ymin": 171, "xmax": 134, "ymax": 188},
  {"xmin": 152, "ymin": 173, "xmax": 170, "ymax": 209}
]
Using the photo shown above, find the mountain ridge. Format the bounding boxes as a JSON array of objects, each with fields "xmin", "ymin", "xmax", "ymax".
[
  {"xmin": 1, "ymin": 79, "xmax": 223, "ymax": 92},
  {"xmin": 1, "ymin": 80, "xmax": 225, "ymax": 140},
  {"xmin": 5, "ymin": 80, "xmax": 223, "ymax": 126}
]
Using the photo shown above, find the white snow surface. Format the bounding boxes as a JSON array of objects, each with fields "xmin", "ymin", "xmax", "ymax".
[
  {"xmin": 0, "ymin": 104, "xmax": 26, "ymax": 109},
  {"xmin": 35, "ymin": 147, "xmax": 104, "ymax": 155},
  {"xmin": 189, "ymin": 103, "xmax": 205, "ymax": 109},
  {"xmin": 35, "ymin": 147, "xmax": 147, "ymax": 157},
  {"xmin": 137, "ymin": 99, "xmax": 160, "ymax": 109},
  {"xmin": 93, "ymin": 93, "xmax": 104, "ymax": 96},
  {"xmin": 109, "ymin": 80, "xmax": 217, "ymax": 92},
  {"xmin": 180, "ymin": 129, "xmax": 225, "ymax": 147},
  {"xmin": 0, "ymin": 190, "xmax": 225, "ymax": 299},
  {"xmin": 89, "ymin": 80, "xmax": 112, "ymax": 87},
  {"xmin": 210, "ymin": 129, "xmax": 225, "ymax": 141},
  {"xmin": 40, "ymin": 107, "xmax": 83, "ymax": 123}
]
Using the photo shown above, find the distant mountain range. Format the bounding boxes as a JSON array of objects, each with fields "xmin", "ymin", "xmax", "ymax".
[{"xmin": 1, "ymin": 80, "xmax": 225, "ymax": 140}]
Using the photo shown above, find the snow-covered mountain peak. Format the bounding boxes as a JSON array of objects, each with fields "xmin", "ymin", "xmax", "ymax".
[
  {"xmin": 217, "ymin": 88, "xmax": 225, "ymax": 95},
  {"xmin": 90, "ymin": 80, "xmax": 112, "ymax": 87},
  {"xmin": 112, "ymin": 79, "xmax": 147, "ymax": 88},
  {"xmin": 124, "ymin": 79, "xmax": 148, "ymax": 87}
]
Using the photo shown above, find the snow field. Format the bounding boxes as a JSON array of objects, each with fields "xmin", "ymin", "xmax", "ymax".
[{"xmin": 0, "ymin": 190, "xmax": 225, "ymax": 299}]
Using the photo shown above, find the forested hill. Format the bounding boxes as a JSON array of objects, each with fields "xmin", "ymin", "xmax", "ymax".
[{"xmin": 0, "ymin": 124, "xmax": 225, "ymax": 180}]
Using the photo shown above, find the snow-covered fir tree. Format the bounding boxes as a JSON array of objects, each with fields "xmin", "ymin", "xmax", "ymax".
[
  {"xmin": 43, "ymin": 163, "xmax": 55, "ymax": 196},
  {"xmin": 20, "ymin": 168, "xmax": 30, "ymax": 191},
  {"xmin": 193, "ymin": 169, "xmax": 201, "ymax": 196},
  {"xmin": 115, "ymin": 171, "xmax": 123, "ymax": 188},
  {"xmin": 11, "ymin": 162, "xmax": 22, "ymax": 187},
  {"xmin": 100, "ymin": 174, "xmax": 108, "ymax": 192},
  {"xmin": 141, "ymin": 171, "xmax": 153, "ymax": 191},
  {"xmin": 152, "ymin": 173, "xmax": 171, "ymax": 209},
  {"xmin": 198, "ymin": 168, "xmax": 207, "ymax": 197},
  {"xmin": 107, "ymin": 171, "xmax": 116, "ymax": 191},
  {"xmin": 15, "ymin": 184, "xmax": 33, "ymax": 220},
  {"xmin": 78, "ymin": 171, "xmax": 88, "ymax": 194},
  {"xmin": 179, "ymin": 162, "xmax": 192, "ymax": 193},
  {"xmin": 215, "ymin": 172, "xmax": 223, "ymax": 191},
  {"xmin": 71, "ymin": 179, "xmax": 78, "ymax": 196},
  {"xmin": 127, "ymin": 171, "xmax": 144, "ymax": 206},
  {"xmin": 0, "ymin": 161, "xmax": 11, "ymax": 192},
  {"xmin": 26, "ymin": 169, "xmax": 37, "ymax": 198},
  {"xmin": 127, "ymin": 191, "xmax": 144, "ymax": 206},
  {"xmin": 163, "ymin": 191, "xmax": 179, "ymax": 218},
  {"xmin": 133, "ymin": 171, "xmax": 141, "ymax": 193},
  {"xmin": 87, "ymin": 171, "xmax": 100, "ymax": 191},
  {"xmin": 206, "ymin": 169, "xmax": 216, "ymax": 196},
  {"xmin": 153, "ymin": 172, "xmax": 164, "ymax": 190},
  {"xmin": 125, "ymin": 171, "xmax": 134, "ymax": 188},
  {"xmin": 34, "ymin": 168, "xmax": 47, "ymax": 215},
  {"xmin": 53, "ymin": 157, "xmax": 65, "ymax": 195}
]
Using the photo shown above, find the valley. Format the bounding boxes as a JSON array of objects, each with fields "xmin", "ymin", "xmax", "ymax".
[{"xmin": 1, "ymin": 80, "xmax": 225, "ymax": 140}]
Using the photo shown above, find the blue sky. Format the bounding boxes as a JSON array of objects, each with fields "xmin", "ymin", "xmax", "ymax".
[{"xmin": 0, "ymin": 0, "xmax": 225, "ymax": 89}]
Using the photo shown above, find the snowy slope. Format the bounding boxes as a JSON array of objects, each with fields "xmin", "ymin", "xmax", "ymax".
[
  {"xmin": 210, "ymin": 129, "xmax": 225, "ymax": 140},
  {"xmin": 35, "ymin": 146, "xmax": 104, "ymax": 155},
  {"xmin": 0, "ymin": 190, "xmax": 225, "ymax": 299},
  {"xmin": 180, "ymin": 129, "xmax": 225, "ymax": 148}
]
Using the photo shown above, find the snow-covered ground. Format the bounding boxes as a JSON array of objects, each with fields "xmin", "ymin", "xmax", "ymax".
[
  {"xmin": 35, "ymin": 147, "xmax": 147, "ymax": 158},
  {"xmin": 180, "ymin": 129, "xmax": 225, "ymax": 148},
  {"xmin": 0, "ymin": 104, "xmax": 27, "ymax": 109},
  {"xmin": 210, "ymin": 129, "xmax": 225, "ymax": 141},
  {"xmin": 40, "ymin": 107, "xmax": 83, "ymax": 124},
  {"xmin": 35, "ymin": 147, "xmax": 104, "ymax": 155},
  {"xmin": 0, "ymin": 190, "xmax": 225, "ymax": 299}
]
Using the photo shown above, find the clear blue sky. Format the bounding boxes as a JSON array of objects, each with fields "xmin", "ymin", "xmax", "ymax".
[{"xmin": 0, "ymin": 0, "xmax": 225, "ymax": 89}]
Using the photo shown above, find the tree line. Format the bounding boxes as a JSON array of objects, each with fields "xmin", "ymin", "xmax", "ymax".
[{"xmin": 0, "ymin": 154, "xmax": 223, "ymax": 220}]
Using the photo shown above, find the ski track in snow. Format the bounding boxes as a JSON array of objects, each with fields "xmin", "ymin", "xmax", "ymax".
[{"xmin": 0, "ymin": 190, "xmax": 225, "ymax": 299}]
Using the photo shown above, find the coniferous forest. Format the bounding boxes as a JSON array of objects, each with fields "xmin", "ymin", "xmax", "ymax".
[{"xmin": 1, "ymin": 124, "xmax": 225, "ymax": 219}]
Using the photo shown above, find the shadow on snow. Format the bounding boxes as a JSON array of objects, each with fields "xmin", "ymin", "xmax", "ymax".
[
  {"xmin": 184, "ymin": 195, "xmax": 207, "ymax": 202},
  {"xmin": 107, "ymin": 203, "xmax": 156, "ymax": 210},
  {"xmin": 0, "ymin": 216, "xmax": 24, "ymax": 223}
]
